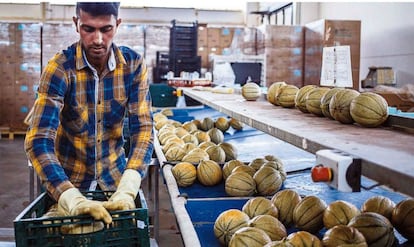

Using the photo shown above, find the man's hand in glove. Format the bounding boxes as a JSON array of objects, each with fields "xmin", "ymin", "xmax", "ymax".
[
  {"xmin": 103, "ymin": 169, "xmax": 141, "ymax": 211},
  {"xmin": 58, "ymin": 187, "xmax": 112, "ymax": 224}
]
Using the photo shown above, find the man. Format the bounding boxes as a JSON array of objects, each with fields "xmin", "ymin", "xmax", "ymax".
[{"xmin": 25, "ymin": 2, "xmax": 154, "ymax": 224}]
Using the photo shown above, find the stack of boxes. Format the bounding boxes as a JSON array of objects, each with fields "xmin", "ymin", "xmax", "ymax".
[
  {"xmin": 197, "ymin": 26, "xmax": 237, "ymax": 69},
  {"xmin": 0, "ymin": 23, "xmax": 41, "ymax": 131},
  {"xmin": 264, "ymin": 25, "xmax": 305, "ymax": 88},
  {"xmin": 305, "ymin": 19, "xmax": 361, "ymax": 90}
]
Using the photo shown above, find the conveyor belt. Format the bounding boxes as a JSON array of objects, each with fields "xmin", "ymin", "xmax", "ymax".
[{"xmin": 155, "ymin": 106, "xmax": 411, "ymax": 246}]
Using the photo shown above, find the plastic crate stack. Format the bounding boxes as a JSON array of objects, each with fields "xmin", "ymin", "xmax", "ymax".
[{"xmin": 169, "ymin": 20, "xmax": 201, "ymax": 77}]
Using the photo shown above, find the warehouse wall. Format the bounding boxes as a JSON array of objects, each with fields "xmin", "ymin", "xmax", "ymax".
[{"xmin": 299, "ymin": 2, "xmax": 414, "ymax": 87}]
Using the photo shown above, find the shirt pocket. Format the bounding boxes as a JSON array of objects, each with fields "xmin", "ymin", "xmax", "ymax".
[
  {"xmin": 62, "ymin": 104, "xmax": 89, "ymax": 134},
  {"xmin": 104, "ymin": 98, "xmax": 127, "ymax": 129}
]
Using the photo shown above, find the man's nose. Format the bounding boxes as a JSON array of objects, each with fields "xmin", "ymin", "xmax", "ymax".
[{"xmin": 93, "ymin": 30, "xmax": 103, "ymax": 44}]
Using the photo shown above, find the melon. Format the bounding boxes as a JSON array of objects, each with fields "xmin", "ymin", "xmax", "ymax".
[
  {"xmin": 249, "ymin": 158, "xmax": 267, "ymax": 171},
  {"xmin": 198, "ymin": 141, "xmax": 216, "ymax": 151},
  {"xmin": 196, "ymin": 160, "xmax": 222, "ymax": 186},
  {"xmin": 229, "ymin": 118, "xmax": 243, "ymax": 130},
  {"xmin": 254, "ymin": 166, "xmax": 283, "ymax": 196},
  {"xmin": 153, "ymin": 112, "xmax": 168, "ymax": 123},
  {"xmin": 350, "ymin": 92, "xmax": 389, "ymax": 127},
  {"xmin": 218, "ymin": 142, "xmax": 238, "ymax": 161},
  {"xmin": 181, "ymin": 148, "xmax": 209, "ymax": 163},
  {"xmin": 207, "ymin": 128, "xmax": 224, "ymax": 144},
  {"xmin": 205, "ymin": 145, "xmax": 226, "ymax": 163},
  {"xmin": 264, "ymin": 240, "xmax": 294, "ymax": 247},
  {"xmin": 329, "ymin": 88, "xmax": 360, "ymax": 124},
  {"xmin": 267, "ymin": 81, "xmax": 287, "ymax": 106},
  {"xmin": 200, "ymin": 117, "xmax": 215, "ymax": 131},
  {"xmin": 173, "ymin": 127, "xmax": 189, "ymax": 138},
  {"xmin": 171, "ymin": 162, "xmax": 197, "ymax": 187},
  {"xmin": 181, "ymin": 143, "xmax": 197, "ymax": 153},
  {"xmin": 225, "ymin": 171, "xmax": 256, "ymax": 196},
  {"xmin": 391, "ymin": 198, "xmax": 414, "ymax": 241},
  {"xmin": 306, "ymin": 87, "xmax": 330, "ymax": 116},
  {"xmin": 361, "ymin": 196, "xmax": 395, "ymax": 220},
  {"xmin": 242, "ymin": 196, "xmax": 279, "ymax": 219},
  {"xmin": 214, "ymin": 116, "xmax": 230, "ymax": 132},
  {"xmin": 182, "ymin": 121, "xmax": 198, "ymax": 133},
  {"xmin": 229, "ymin": 226, "xmax": 272, "ymax": 247},
  {"xmin": 242, "ymin": 82, "xmax": 262, "ymax": 101},
  {"xmin": 286, "ymin": 231, "xmax": 322, "ymax": 247},
  {"xmin": 249, "ymin": 215, "xmax": 287, "ymax": 241},
  {"xmin": 321, "ymin": 87, "xmax": 344, "ymax": 119},
  {"xmin": 277, "ymin": 84, "xmax": 299, "ymax": 108},
  {"xmin": 323, "ymin": 200, "xmax": 361, "ymax": 229},
  {"xmin": 164, "ymin": 146, "xmax": 186, "ymax": 161},
  {"xmin": 192, "ymin": 130, "xmax": 211, "ymax": 143},
  {"xmin": 322, "ymin": 225, "xmax": 367, "ymax": 247},
  {"xmin": 295, "ymin": 85, "xmax": 318, "ymax": 113},
  {"xmin": 271, "ymin": 189, "xmax": 302, "ymax": 227},
  {"xmin": 214, "ymin": 209, "xmax": 250, "ymax": 245},
  {"xmin": 348, "ymin": 212, "xmax": 395, "ymax": 247},
  {"xmin": 232, "ymin": 165, "xmax": 256, "ymax": 177},
  {"xmin": 293, "ymin": 195, "xmax": 327, "ymax": 233},
  {"xmin": 181, "ymin": 133, "xmax": 199, "ymax": 146},
  {"xmin": 222, "ymin": 159, "xmax": 244, "ymax": 180}
]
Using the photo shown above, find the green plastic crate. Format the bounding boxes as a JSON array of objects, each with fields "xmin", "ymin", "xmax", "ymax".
[{"xmin": 14, "ymin": 190, "xmax": 150, "ymax": 247}]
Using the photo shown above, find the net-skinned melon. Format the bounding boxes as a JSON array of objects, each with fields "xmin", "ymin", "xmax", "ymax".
[
  {"xmin": 214, "ymin": 209, "xmax": 250, "ymax": 246},
  {"xmin": 329, "ymin": 88, "xmax": 360, "ymax": 124},
  {"xmin": 242, "ymin": 82, "xmax": 262, "ymax": 101},
  {"xmin": 277, "ymin": 85, "xmax": 299, "ymax": 108},
  {"xmin": 306, "ymin": 87, "xmax": 330, "ymax": 116},
  {"xmin": 321, "ymin": 87, "xmax": 344, "ymax": 119},
  {"xmin": 295, "ymin": 85, "xmax": 317, "ymax": 113},
  {"xmin": 350, "ymin": 92, "xmax": 389, "ymax": 127},
  {"xmin": 267, "ymin": 81, "xmax": 287, "ymax": 106}
]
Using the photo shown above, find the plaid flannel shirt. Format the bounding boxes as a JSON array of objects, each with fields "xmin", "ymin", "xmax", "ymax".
[{"xmin": 25, "ymin": 42, "xmax": 154, "ymax": 201}]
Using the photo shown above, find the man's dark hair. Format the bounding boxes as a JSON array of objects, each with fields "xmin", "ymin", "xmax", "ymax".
[{"xmin": 76, "ymin": 2, "xmax": 120, "ymax": 18}]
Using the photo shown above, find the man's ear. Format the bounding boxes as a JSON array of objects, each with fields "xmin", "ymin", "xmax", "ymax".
[
  {"xmin": 72, "ymin": 16, "xmax": 79, "ymax": 33},
  {"xmin": 116, "ymin": 18, "xmax": 122, "ymax": 27}
]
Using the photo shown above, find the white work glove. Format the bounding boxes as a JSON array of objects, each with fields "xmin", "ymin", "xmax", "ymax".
[
  {"xmin": 103, "ymin": 169, "xmax": 141, "ymax": 211},
  {"xmin": 58, "ymin": 187, "xmax": 112, "ymax": 224}
]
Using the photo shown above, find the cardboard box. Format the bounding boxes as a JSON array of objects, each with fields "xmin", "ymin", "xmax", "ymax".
[
  {"xmin": 375, "ymin": 92, "xmax": 414, "ymax": 112},
  {"xmin": 264, "ymin": 25, "xmax": 304, "ymax": 48},
  {"xmin": 207, "ymin": 28, "xmax": 221, "ymax": 48},
  {"xmin": 198, "ymin": 26, "xmax": 208, "ymax": 47},
  {"xmin": 304, "ymin": 19, "xmax": 361, "ymax": 90},
  {"xmin": 219, "ymin": 27, "xmax": 234, "ymax": 48}
]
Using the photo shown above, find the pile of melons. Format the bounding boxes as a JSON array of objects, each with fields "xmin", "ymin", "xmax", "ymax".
[{"xmin": 214, "ymin": 190, "xmax": 414, "ymax": 246}]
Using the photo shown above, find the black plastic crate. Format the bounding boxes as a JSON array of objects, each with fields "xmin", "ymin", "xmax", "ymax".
[{"xmin": 14, "ymin": 190, "xmax": 150, "ymax": 247}]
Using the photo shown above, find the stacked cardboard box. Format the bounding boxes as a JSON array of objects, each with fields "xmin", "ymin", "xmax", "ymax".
[
  {"xmin": 305, "ymin": 19, "xmax": 361, "ymax": 90},
  {"xmin": 197, "ymin": 26, "xmax": 237, "ymax": 69},
  {"xmin": 0, "ymin": 23, "xmax": 41, "ymax": 131},
  {"xmin": 264, "ymin": 25, "xmax": 305, "ymax": 88}
]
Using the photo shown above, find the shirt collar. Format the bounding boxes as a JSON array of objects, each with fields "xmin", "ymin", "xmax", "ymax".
[{"xmin": 75, "ymin": 42, "xmax": 126, "ymax": 71}]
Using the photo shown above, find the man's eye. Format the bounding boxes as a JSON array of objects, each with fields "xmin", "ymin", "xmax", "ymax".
[
  {"xmin": 82, "ymin": 26, "xmax": 95, "ymax": 33},
  {"xmin": 100, "ymin": 26, "xmax": 113, "ymax": 33}
]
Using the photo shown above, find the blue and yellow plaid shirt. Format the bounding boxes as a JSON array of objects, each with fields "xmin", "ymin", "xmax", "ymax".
[{"xmin": 25, "ymin": 42, "xmax": 154, "ymax": 201}]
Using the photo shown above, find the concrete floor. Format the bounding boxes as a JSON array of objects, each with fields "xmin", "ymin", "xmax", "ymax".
[{"xmin": 0, "ymin": 135, "xmax": 184, "ymax": 247}]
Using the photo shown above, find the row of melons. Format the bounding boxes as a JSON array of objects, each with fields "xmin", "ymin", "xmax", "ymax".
[{"xmin": 239, "ymin": 81, "xmax": 389, "ymax": 128}]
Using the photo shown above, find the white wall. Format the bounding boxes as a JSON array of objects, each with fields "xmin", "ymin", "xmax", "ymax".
[{"xmin": 299, "ymin": 2, "xmax": 414, "ymax": 87}]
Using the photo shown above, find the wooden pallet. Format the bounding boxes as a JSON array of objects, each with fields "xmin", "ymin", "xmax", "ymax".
[{"xmin": 0, "ymin": 127, "xmax": 26, "ymax": 140}]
